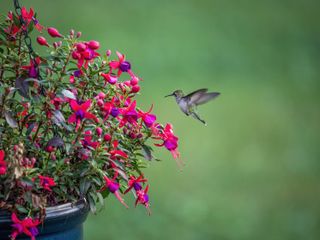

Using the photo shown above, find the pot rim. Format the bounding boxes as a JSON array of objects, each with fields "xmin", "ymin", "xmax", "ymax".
[{"xmin": 0, "ymin": 198, "xmax": 88, "ymax": 219}]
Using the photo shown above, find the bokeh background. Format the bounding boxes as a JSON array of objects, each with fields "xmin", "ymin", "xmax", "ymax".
[{"xmin": 1, "ymin": 0, "xmax": 320, "ymax": 239}]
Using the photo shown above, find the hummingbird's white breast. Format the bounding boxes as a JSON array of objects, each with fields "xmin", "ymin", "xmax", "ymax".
[{"xmin": 176, "ymin": 98, "xmax": 189, "ymax": 115}]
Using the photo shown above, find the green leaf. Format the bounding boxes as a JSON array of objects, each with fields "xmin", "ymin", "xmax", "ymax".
[
  {"xmin": 80, "ymin": 178, "xmax": 91, "ymax": 195},
  {"xmin": 97, "ymin": 192, "xmax": 104, "ymax": 207},
  {"xmin": 87, "ymin": 194, "xmax": 96, "ymax": 214},
  {"xmin": 15, "ymin": 204, "xmax": 29, "ymax": 214},
  {"xmin": 61, "ymin": 89, "xmax": 76, "ymax": 100}
]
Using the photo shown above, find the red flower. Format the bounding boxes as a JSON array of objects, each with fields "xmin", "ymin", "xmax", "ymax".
[
  {"xmin": 72, "ymin": 42, "xmax": 100, "ymax": 69},
  {"xmin": 38, "ymin": 175, "xmax": 56, "ymax": 191},
  {"xmin": 109, "ymin": 51, "xmax": 136, "ymax": 78},
  {"xmin": 21, "ymin": 57, "xmax": 41, "ymax": 78},
  {"xmin": 138, "ymin": 105, "xmax": 157, "ymax": 128},
  {"xmin": 21, "ymin": 7, "xmax": 34, "ymax": 24},
  {"xmin": 124, "ymin": 175, "xmax": 147, "ymax": 194},
  {"xmin": 99, "ymin": 172, "xmax": 128, "ymax": 208},
  {"xmin": 119, "ymin": 100, "xmax": 139, "ymax": 127},
  {"xmin": 11, "ymin": 212, "xmax": 40, "ymax": 240},
  {"xmin": 0, "ymin": 150, "xmax": 6, "ymax": 175},
  {"xmin": 154, "ymin": 123, "xmax": 183, "ymax": 167},
  {"xmin": 81, "ymin": 131, "xmax": 99, "ymax": 149},
  {"xmin": 68, "ymin": 100, "xmax": 99, "ymax": 131},
  {"xmin": 21, "ymin": 7, "xmax": 43, "ymax": 32},
  {"xmin": 135, "ymin": 185, "xmax": 151, "ymax": 215},
  {"xmin": 109, "ymin": 140, "xmax": 128, "ymax": 160},
  {"xmin": 124, "ymin": 176, "xmax": 151, "ymax": 214}
]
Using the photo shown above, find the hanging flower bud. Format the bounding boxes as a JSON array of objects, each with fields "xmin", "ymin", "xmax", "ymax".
[
  {"xmin": 70, "ymin": 29, "xmax": 74, "ymax": 38},
  {"xmin": 87, "ymin": 40, "xmax": 100, "ymax": 50},
  {"xmin": 106, "ymin": 49, "xmax": 111, "ymax": 57},
  {"xmin": 76, "ymin": 43, "xmax": 87, "ymax": 52},
  {"xmin": 47, "ymin": 27, "xmax": 63, "ymax": 38},
  {"xmin": 36, "ymin": 36, "xmax": 49, "ymax": 47},
  {"xmin": 130, "ymin": 77, "xmax": 139, "ymax": 86},
  {"xmin": 96, "ymin": 127, "xmax": 103, "ymax": 136},
  {"xmin": 103, "ymin": 134, "xmax": 111, "ymax": 142},
  {"xmin": 76, "ymin": 31, "xmax": 82, "ymax": 38},
  {"xmin": 131, "ymin": 85, "xmax": 140, "ymax": 93}
]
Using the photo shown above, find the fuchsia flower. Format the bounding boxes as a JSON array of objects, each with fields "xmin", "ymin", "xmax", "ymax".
[
  {"xmin": 124, "ymin": 176, "xmax": 151, "ymax": 215},
  {"xmin": 119, "ymin": 100, "xmax": 139, "ymax": 127},
  {"xmin": 99, "ymin": 172, "xmax": 128, "ymax": 208},
  {"xmin": 153, "ymin": 123, "xmax": 182, "ymax": 167},
  {"xmin": 109, "ymin": 140, "xmax": 128, "ymax": 160},
  {"xmin": 11, "ymin": 213, "xmax": 40, "ymax": 240},
  {"xmin": 138, "ymin": 105, "xmax": 157, "ymax": 128},
  {"xmin": 0, "ymin": 150, "xmax": 7, "ymax": 175},
  {"xmin": 21, "ymin": 57, "xmax": 41, "ymax": 78},
  {"xmin": 21, "ymin": 7, "xmax": 43, "ymax": 32},
  {"xmin": 101, "ymin": 73, "xmax": 118, "ymax": 85},
  {"xmin": 38, "ymin": 175, "xmax": 56, "ymax": 191},
  {"xmin": 72, "ymin": 41, "xmax": 100, "ymax": 69},
  {"xmin": 68, "ymin": 100, "xmax": 99, "ymax": 131},
  {"xmin": 4, "ymin": 24, "xmax": 20, "ymax": 39},
  {"xmin": 109, "ymin": 51, "xmax": 134, "ymax": 77},
  {"xmin": 81, "ymin": 130, "xmax": 100, "ymax": 149},
  {"xmin": 124, "ymin": 175, "xmax": 147, "ymax": 194},
  {"xmin": 5, "ymin": 7, "xmax": 43, "ymax": 40},
  {"xmin": 135, "ymin": 185, "xmax": 151, "ymax": 215}
]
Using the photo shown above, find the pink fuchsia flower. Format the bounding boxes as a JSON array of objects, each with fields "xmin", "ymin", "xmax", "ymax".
[
  {"xmin": 72, "ymin": 42, "xmax": 100, "ymax": 69},
  {"xmin": 68, "ymin": 100, "xmax": 99, "ymax": 131},
  {"xmin": 47, "ymin": 27, "xmax": 63, "ymax": 38},
  {"xmin": 11, "ymin": 213, "xmax": 40, "ymax": 240},
  {"xmin": 21, "ymin": 57, "xmax": 41, "ymax": 78},
  {"xmin": 101, "ymin": 97, "xmax": 118, "ymax": 120},
  {"xmin": 138, "ymin": 105, "xmax": 157, "ymax": 128},
  {"xmin": 21, "ymin": 7, "xmax": 34, "ymax": 24},
  {"xmin": 38, "ymin": 175, "xmax": 56, "ymax": 191},
  {"xmin": 0, "ymin": 150, "xmax": 7, "ymax": 175},
  {"xmin": 99, "ymin": 172, "xmax": 128, "ymax": 208},
  {"xmin": 109, "ymin": 51, "xmax": 134, "ymax": 77},
  {"xmin": 4, "ymin": 24, "xmax": 20, "ymax": 39},
  {"xmin": 109, "ymin": 140, "xmax": 128, "ymax": 160},
  {"xmin": 135, "ymin": 185, "xmax": 151, "ymax": 215},
  {"xmin": 119, "ymin": 100, "xmax": 139, "ymax": 127},
  {"xmin": 124, "ymin": 175, "xmax": 147, "ymax": 194},
  {"xmin": 21, "ymin": 7, "xmax": 43, "ymax": 32},
  {"xmin": 81, "ymin": 131, "xmax": 100, "ymax": 149},
  {"xmin": 154, "ymin": 123, "xmax": 182, "ymax": 167},
  {"xmin": 101, "ymin": 73, "xmax": 118, "ymax": 85}
]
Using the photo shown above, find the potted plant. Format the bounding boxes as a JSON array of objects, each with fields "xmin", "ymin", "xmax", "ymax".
[{"xmin": 0, "ymin": 2, "xmax": 181, "ymax": 240}]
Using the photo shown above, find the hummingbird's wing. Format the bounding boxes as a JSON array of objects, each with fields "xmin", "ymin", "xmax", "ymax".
[
  {"xmin": 184, "ymin": 88, "xmax": 208, "ymax": 103},
  {"xmin": 193, "ymin": 92, "xmax": 220, "ymax": 106}
]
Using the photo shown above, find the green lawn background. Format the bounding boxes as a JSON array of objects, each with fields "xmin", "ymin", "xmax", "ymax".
[{"xmin": 1, "ymin": 0, "xmax": 320, "ymax": 239}]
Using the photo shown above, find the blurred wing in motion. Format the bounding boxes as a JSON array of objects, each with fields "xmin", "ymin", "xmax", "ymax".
[
  {"xmin": 194, "ymin": 92, "xmax": 220, "ymax": 105},
  {"xmin": 185, "ymin": 88, "xmax": 208, "ymax": 103}
]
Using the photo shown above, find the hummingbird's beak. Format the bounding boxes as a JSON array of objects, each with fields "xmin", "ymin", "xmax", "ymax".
[{"xmin": 165, "ymin": 93, "xmax": 174, "ymax": 98}]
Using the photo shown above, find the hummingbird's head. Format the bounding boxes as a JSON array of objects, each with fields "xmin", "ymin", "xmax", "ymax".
[{"xmin": 165, "ymin": 90, "xmax": 184, "ymax": 98}]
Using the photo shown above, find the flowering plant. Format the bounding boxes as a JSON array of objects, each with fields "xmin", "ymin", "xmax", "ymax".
[{"xmin": 0, "ymin": 5, "xmax": 180, "ymax": 240}]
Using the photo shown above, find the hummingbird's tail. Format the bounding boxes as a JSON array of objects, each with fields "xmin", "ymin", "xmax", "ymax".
[{"xmin": 190, "ymin": 112, "xmax": 207, "ymax": 126}]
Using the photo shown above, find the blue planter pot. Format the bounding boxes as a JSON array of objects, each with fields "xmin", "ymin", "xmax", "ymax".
[{"xmin": 0, "ymin": 200, "xmax": 89, "ymax": 240}]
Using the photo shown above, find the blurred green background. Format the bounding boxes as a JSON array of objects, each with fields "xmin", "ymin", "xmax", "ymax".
[{"xmin": 1, "ymin": 0, "xmax": 320, "ymax": 239}]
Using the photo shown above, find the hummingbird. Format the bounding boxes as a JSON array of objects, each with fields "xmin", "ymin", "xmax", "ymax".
[{"xmin": 165, "ymin": 88, "xmax": 220, "ymax": 125}]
